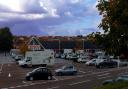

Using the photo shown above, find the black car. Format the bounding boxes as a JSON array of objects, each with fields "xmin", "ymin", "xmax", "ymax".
[
  {"xmin": 26, "ymin": 67, "xmax": 52, "ymax": 81},
  {"xmin": 96, "ymin": 60, "xmax": 117, "ymax": 68}
]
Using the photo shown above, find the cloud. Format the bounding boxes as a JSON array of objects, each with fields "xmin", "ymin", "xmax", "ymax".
[{"xmin": 0, "ymin": 0, "xmax": 100, "ymax": 36}]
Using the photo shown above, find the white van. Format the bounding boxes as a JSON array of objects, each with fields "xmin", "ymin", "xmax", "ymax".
[{"xmin": 18, "ymin": 50, "xmax": 55, "ymax": 67}]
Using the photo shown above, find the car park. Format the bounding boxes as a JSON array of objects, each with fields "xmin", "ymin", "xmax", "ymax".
[
  {"xmin": 26, "ymin": 67, "xmax": 52, "ymax": 81},
  {"xmin": 55, "ymin": 65, "xmax": 77, "ymax": 76}
]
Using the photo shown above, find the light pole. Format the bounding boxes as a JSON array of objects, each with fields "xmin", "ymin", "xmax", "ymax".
[
  {"xmin": 54, "ymin": 39, "xmax": 61, "ymax": 54},
  {"xmin": 58, "ymin": 39, "xmax": 60, "ymax": 55},
  {"xmin": 117, "ymin": 38, "xmax": 120, "ymax": 68},
  {"xmin": 82, "ymin": 39, "xmax": 84, "ymax": 50}
]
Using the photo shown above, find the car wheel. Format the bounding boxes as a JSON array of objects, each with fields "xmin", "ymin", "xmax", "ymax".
[
  {"xmin": 99, "ymin": 65, "xmax": 102, "ymax": 69},
  {"xmin": 48, "ymin": 76, "xmax": 52, "ymax": 80},
  {"xmin": 58, "ymin": 72, "xmax": 62, "ymax": 76},
  {"xmin": 29, "ymin": 77, "xmax": 33, "ymax": 81},
  {"xmin": 73, "ymin": 71, "xmax": 77, "ymax": 75}
]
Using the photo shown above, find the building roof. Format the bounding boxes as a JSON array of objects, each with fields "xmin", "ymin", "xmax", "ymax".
[{"xmin": 39, "ymin": 40, "xmax": 103, "ymax": 49}]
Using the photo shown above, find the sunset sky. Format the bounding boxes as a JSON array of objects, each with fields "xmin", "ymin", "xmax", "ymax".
[{"xmin": 0, "ymin": 0, "xmax": 101, "ymax": 36}]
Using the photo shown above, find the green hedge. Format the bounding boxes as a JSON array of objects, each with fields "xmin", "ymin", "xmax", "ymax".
[{"xmin": 94, "ymin": 81, "xmax": 128, "ymax": 89}]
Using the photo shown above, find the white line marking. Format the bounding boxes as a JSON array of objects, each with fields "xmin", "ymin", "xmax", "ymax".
[
  {"xmin": 79, "ymin": 70, "xmax": 86, "ymax": 73},
  {"xmin": 98, "ymin": 76, "xmax": 111, "ymax": 79},
  {"xmin": 69, "ymin": 80, "xmax": 91, "ymax": 86},
  {"xmin": 53, "ymin": 76, "xmax": 58, "ymax": 81},
  {"xmin": 22, "ymin": 81, "xmax": 27, "ymax": 84},
  {"xmin": 0, "ymin": 64, "xmax": 3, "ymax": 73},
  {"xmin": 59, "ymin": 75, "xmax": 85, "ymax": 81},
  {"xmin": 2, "ymin": 67, "xmax": 128, "ymax": 89},
  {"xmin": 8, "ymin": 64, "xmax": 11, "ymax": 67},
  {"xmin": 98, "ymin": 73, "xmax": 110, "ymax": 77},
  {"xmin": 47, "ymin": 86, "xmax": 59, "ymax": 89},
  {"xmin": 2, "ymin": 80, "xmax": 58, "ymax": 89}
]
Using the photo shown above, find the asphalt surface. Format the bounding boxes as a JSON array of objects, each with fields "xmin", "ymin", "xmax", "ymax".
[{"xmin": 0, "ymin": 53, "xmax": 128, "ymax": 89}]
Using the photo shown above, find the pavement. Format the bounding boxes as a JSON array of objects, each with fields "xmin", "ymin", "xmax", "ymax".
[{"xmin": 0, "ymin": 53, "xmax": 128, "ymax": 89}]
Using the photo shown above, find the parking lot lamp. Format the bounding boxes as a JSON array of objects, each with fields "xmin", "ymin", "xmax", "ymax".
[{"xmin": 82, "ymin": 39, "xmax": 84, "ymax": 50}]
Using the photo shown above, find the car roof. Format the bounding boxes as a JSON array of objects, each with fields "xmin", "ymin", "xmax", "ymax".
[{"xmin": 32, "ymin": 67, "xmax": 47, "ymax": 71}]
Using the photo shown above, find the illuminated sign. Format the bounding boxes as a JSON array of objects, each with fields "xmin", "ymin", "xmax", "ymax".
[{"xmin": 28, "ymin": 45, "xmax": 41, "ymax": 50}]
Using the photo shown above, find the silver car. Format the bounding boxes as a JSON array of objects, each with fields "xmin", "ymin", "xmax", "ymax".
[{"xmin": 55, "ymin": 65, "xmax": 77, "ymax": 76}]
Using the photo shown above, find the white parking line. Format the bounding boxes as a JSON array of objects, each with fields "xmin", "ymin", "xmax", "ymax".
[
  {"xmin": 2, "ymin": 67, "xmax": 128, "ymax": 89},
  {"xmin": 8, "ymin": 64, "xmax": 11, "ymax": 67},
  {"xmin": 0, "ymin": 64, "xmax": 3, "ymax": 73},
  {"xmin": 97, "ymin": 76, "xmax": 111, "ymax": 79},
  {"xmin": 53, "ymin": 76, "xmax": 58, "ymax": 81},
  {"xmin": 79, "ymin": 70, "xmax": 86, "ymax": 73},
  {"xmin": 69, "ymin": 80, "xmax": 91, "ymax": 86},
  {"xmin": 1, "ymin": 88, "xmax": 8, "ymax": 89},
  {"xmin": 98, "ymin": 73, "xmax": 110, "ymax": 77},
  {"xmin": 2, "ymin": 79, "xmax": 58, "ymax": 89},
  {"xmin": 47, "ymin": 86, "xmax": 59, "ymax": 89}
]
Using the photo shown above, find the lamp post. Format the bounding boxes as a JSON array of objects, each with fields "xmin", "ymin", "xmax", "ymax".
[
  {"xmin": 117, "ymin": 38, "xmax": 120, "ymax": 68},
  {"xmin": 82, "ymin": 39, "xmax": 84, "ymax": 50},
  {"xmin": 58, "ymin": 39, "xmax": 60, "ymax": 55},
  {"xmin": 55, "ymin": 39, "xmax": 61, "ymax": 55}
]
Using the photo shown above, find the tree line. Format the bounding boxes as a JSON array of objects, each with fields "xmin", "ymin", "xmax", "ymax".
[{"xmin": 0, "ymin": 27, "xmax": 13, "ymax": 52}]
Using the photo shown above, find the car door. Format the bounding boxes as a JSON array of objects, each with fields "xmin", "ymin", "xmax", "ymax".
[
  {"xmin": 64, "ymin": 66, "xmax": 74, "ymax": 75},
  {"xmin": 41, "ymin": 68, "xmax": 48, "ymax": 79},
  {"xmin": 33, "ymin": 69, "xmax": 42, "ymax": 80}
]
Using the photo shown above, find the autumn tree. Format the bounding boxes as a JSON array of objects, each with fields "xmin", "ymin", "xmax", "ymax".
[
  {"xmin": 97, "ymin": 0, "xmax": 128, "ymax": 58},
  {"xmin": 19, "ymin": 43, "xmax": 28, "ymax": 56}
]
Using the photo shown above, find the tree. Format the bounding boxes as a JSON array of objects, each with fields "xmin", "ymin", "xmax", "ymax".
[
  {"xmin": 0, "ymin": 27, "xmax": 13, "ymax": 52},
  {"xmin": 97, "ymin": 0, "xmax": 128, "ymax": 58},
  {"xmin": 19, "ymin": 43, "xmax": 28, "ymax": 56}
]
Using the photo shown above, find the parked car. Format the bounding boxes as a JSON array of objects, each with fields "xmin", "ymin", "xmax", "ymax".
[
  {"xmin": 26, "ymin": 67, "xmax": 52, "ymax": 81},
  {"xmin": 102, "ymin": 74, "xmax": 128, "ymax": 85},
  {"xmin": 55, "ymin": 65, "xmax": 77, "ymax": 76},
  {"xmin": 96, "ymin": 60, "xmax": 117, "ymax": 68},
  {"xmin": 112, "ymin": 59, "xmax": 128, "ymax": 67},
  {"xmin": 77, "ymin": 58, "xmax": 89, "ymax": 63},
  {"xmin": 61, "ymin": 54, "xmax": 66, "ymax": 59},
  {"xmin": 85, "ymin": 59, "xmax": 97, "ymax": 66},
  {"xmin": 14, "ymin": 55, "xmax": 24, "ymax": 61}
]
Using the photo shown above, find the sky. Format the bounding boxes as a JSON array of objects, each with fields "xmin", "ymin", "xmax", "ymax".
[{"xmin": 0, "ymin": 0, "xmax": 101, "ymax": 36}]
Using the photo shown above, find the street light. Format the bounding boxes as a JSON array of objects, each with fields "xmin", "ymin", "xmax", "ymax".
[
  {"xmin": 58, "ymin": 39, "xmax": 60, "ymax": 54},
  {"xmin": 54, "ymin": 39, "xmax": 61, "ymax": 55},
  {"xmin": 82, "ymin": 39, "xmax": 84, "ymax": 50}
]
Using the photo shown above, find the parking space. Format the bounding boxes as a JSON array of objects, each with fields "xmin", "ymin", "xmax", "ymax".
[
  {"xmin": 0, "ymin": 61, "xmax": 112, "ymax": 88},
  {"xmin": 1, "ymin": 53, "xmax": 128, "ymax": 89},
  {"xmin": 0, "ymin": 56, "xmax": 98, "ymax": 88}
]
